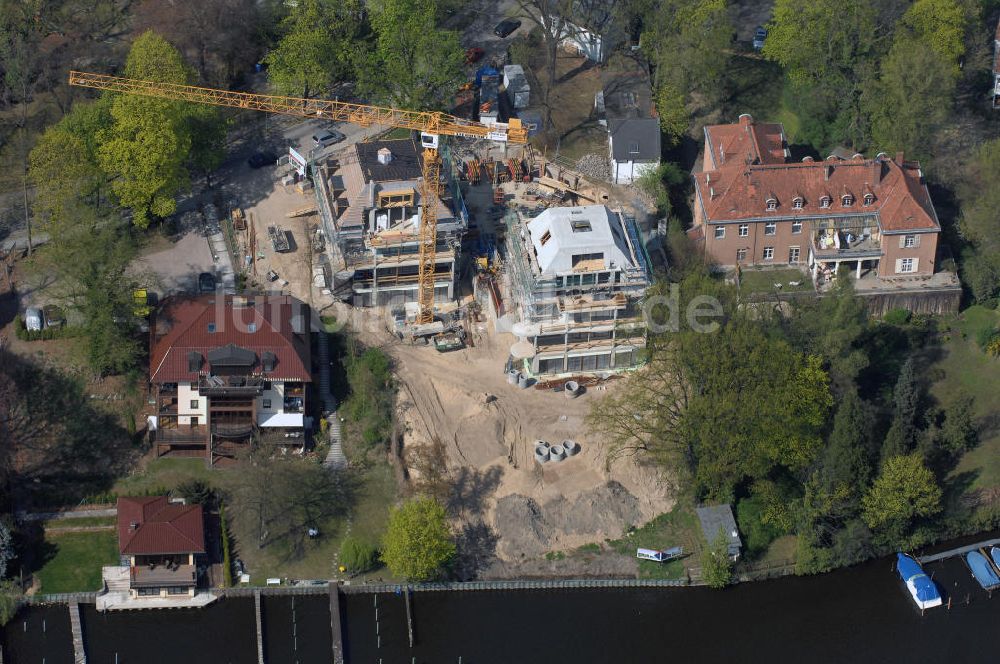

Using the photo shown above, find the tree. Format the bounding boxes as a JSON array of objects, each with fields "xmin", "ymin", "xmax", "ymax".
[
  {"xmin": 185, "ymin": 104, "xmax": 228, "ymax": 188},
  {"xmin": 0, "ymin": 521, "xmax": 12, "ymax": 579},
  {"xmin": 763, "ymin": 0, "xmax": 881, "ymax": 149},
  {"xmin": 641, "ymin": 0, "xmax": 732, "ymax": 102},
  {"xmin": 357, "ymin": 0, "xmax": 464, "ymax": 110},
  {"xmin": 381, "ymin": 497, "xmax": 455, "ymax": 581},
  {"xmin": 898, "ymin": 0, "xmax": 972, "ymax": 69},
  {"xmin": 98, "ymin": 31, "xmax": 194, "ymax": 228},
  {"xmin": 340, "ymin": 536, "xmax": 378, "ymax": 572},
  {"xmin": 822, "ymin": 389, "xmax": 877, "ymax": 493},
  {"xmin": 861, "ymin": 453, "xmax": 942, "ymax": 542},
  {"xmin": 960, "ymin": 139, "xmax": 1000, "ymax": 257},
  {"xmin": 265, "ymin": 0, "xmax": 360, "ymax": 98},
  {"xmin": 654, "ymin": 80, "xmax": 688, "ymax": 149},
  {"xmin": 700, "ymin": 529, "xmax": 733, "ymax": 588},
  {"xmin": 881, "ymin": 358, "xmax": 920, "ymax": 462},
  {"xmin": 865, "ymin": 36, "xmax": 955, "ymax": 161}
]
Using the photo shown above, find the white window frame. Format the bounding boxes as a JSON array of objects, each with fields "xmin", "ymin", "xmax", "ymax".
[
  {"xmin": 842, "ymin": 195, "xmax": 853, "ymax": 207},
  {"xmin": 820, "ymin": 196, "xmax": 831, "ymax": 208},
  {"xmin": 791, "ymin": 221, "xmax": 802, "ymax": 234},
  {"xmin": 896, "ymin": 257, "xmax": 918, "ymax": 274},
  {"xmin": 764, "ymin": 222, "xmax": 777, "ymax": 236},
  {"xmin": 738, "ymin": 224, "xmax": 749, "ymax": 237},
  {"xmin": 714, "ymin": 226, "xmax": 725, "ymax": 240},
  {"xmin": 736, "ymin": 248, "xmax": 747, "ymax": 262},
  {"xmin": 788, "ymin": 246, "xmax": 800, "ymax": 264},
  {"xmin": 792, "ymin": 198, "xmax": 803, "ymax": 209},
  {"xmin": 763, "ymin": 246, "xmax": 774, "ymax": 261},
  {"xmin": 863, "ymin": 194, "xmax": 874, "ymax": 206},
  {"xmin": 766, "ymin": 199, "xmax": 777, "ymax": 211},
  {"xmin": 903, "ymin": 234, "xmax": 916, "ymax": 248}
]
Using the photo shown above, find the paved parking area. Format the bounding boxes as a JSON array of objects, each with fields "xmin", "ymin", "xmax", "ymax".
[{"xmin": 134, "ymin": 231, "xmax": 217, "ymax": 295}]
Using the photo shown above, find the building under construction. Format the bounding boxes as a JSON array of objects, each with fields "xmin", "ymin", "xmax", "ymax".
[
  {"xmin": 504, "ymin": 204, "xmax": 651, "ymax": 376},
  {"xmin": 314, "ymin": 137, "xmax": 469, "ymax": 307}
]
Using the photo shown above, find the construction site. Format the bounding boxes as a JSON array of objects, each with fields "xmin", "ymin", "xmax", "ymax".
[{"xmin": 54, "ymin": 67, "xmax": 668, "ymax": 576}]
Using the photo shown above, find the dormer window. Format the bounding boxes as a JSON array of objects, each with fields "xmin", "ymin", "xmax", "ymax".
[
  {"xmin": 820, "ymin": 196, "xmax": 831, "ymax": 208},
  {"xmin": 842, "ymin": 194, "xmax": 854, "ymax": 207},
  {"xmin": 765, "ymin": 197, "xmax": 777, "ymax": 211},
  {"xmin": 863, "ymin": 193, "xmax": 874, "ymax": 206},
  {"xmin": 792, "ymin": 197, "xmax": 804, "ymax": 210}
]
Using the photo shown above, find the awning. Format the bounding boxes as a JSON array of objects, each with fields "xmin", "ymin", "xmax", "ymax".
[{"xmin": 257, "ymin": 413, "xmax": 304, "ymax": 428}]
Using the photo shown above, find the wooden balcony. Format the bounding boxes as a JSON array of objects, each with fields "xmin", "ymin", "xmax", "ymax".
[
  {"xmin": 197, "ymin": 375, "xmax": 265, "ymax": 397},
  {"xmin": 131, "ymin": 563, "xmax": 196, "ymax": 589}
]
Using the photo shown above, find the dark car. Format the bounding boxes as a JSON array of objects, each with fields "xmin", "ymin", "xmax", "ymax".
[
  {"xmin": 198, "ymin": 272, "xmax": 216, "ymax": 293},
  {"xmin": 752, "ymin": 26, "xmax": 767, "ymax": 51},
  {"xmin": 42, "ymin": 304, "xmax": 65, "ymax": 328},
  {"xmin": 247, "ymin": 151, "xmax": 278, "ymax": 169},
  {"xmin": 494, "ymin": 18, "xmax": 521, "ymax": 38}
]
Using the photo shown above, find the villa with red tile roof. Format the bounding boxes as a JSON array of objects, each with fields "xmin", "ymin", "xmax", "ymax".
[
  {"xmin": 116, "ymin": 496, "xmax": 206, "ymax": 599},
  {"xmin": 690, "ymin": 114, "xmax": 943, "ymax": 288},
  {"xmin": 149, "ymin": 293, "xmax": 312, "ymax": 465}
]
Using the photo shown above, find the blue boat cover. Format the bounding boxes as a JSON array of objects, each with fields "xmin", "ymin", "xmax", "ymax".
[
  {"xmin": 991, "ymin": 547, "xmax": 1000, "ymax": 570},
  {"xmin": 966, "ymin": 551, "xmax": 1000, "ymax": 589},
  {"xmin": 897, "ymin": 553, "xmax": 941, "ymax": 602}
]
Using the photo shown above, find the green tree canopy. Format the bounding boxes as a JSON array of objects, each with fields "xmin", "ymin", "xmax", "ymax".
[
  {"xmin": 98, "ymin": 30, "xmax": 194, "ymax": 228},
  {"xmin": 265, "ymin": 0, "xmax": 361, "ymax": 98},
  {"xmin": 381, "ymin": 497, "xmax": 455, "ymax": 581},
  {"xmin": 357, "ymin": 0, "xmax": 464, "ymax": 110},
  {"xmin": 881, "ymin": 358, "xmax": 920, "ymax": 462},
  {"xmin": 700, "ymin": 528, "xmax": 733, "ymax": 588},
  {"xmin": 642, "ymin": 0, "xmax": 731, "ymax": 99},
  {"xmin": 899, "ymin": 0, "xmax": 973, "ymax": 68},
  {"xmin": 861, "ymin": 453, "xmax": 942, "ymax": 542},
  {"xmin": 865, "ymin": 35, "xmax": 955, "ymax": 161}
]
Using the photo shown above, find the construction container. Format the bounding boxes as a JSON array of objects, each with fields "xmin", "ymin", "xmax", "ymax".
[{"xmin": 503, "ymin": 65, "xmax": 530, "ymax": 109}]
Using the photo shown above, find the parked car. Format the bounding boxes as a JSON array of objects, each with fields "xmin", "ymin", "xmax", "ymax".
[
  {"xmin": 247, "ymin": 150, "xmax": 278, "ymax": 168},
  {"xmin": 752, "ymin": 26, "xmax": 767, "ymax": 51},
  {"xmin": 494, "ymin": 18, "xmax": 521, "ymax": 38},
  {"xmin": 198, "ymin": 272, "xmax": 216, "ymax": 293},
  {"xmin": 42, "ymin": 304, "xmax": 65, "ymax": 328},
  {"xmin": 312, "ymin": 130, "xmax": 345, "ymax": 148},
  {"xmin": 24, "ymin": 307, "xmax": 43, "ymax": 331}
]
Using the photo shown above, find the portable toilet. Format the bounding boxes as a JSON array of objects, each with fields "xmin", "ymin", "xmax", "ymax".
[{"xmin": 24, "ymin": 307, "xmax": 43, "ymax": 331}]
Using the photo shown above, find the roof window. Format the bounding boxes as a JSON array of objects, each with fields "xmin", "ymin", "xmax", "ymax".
[
  {"xmin": 765, "ymin": 197, "xmax": 777, "ymax": 211},
  {"xmin": 628, "ymin": 142, "xmax": 640, "ymax": 155},
  {"xmin": 571, "ymin": 220, "xmax": 592, "ymax": 233},
  {"xmin": 820, "ymin": 196, "xmax": 831, "ymax": 208},
  {"xmin": 207, "ymin": 323, "xmax": 216, "ymax": 333},
  {"xmin": 842, "ymin": 194, "xmax": 854, "ymax": 207},
  {"xmin": 247, "ymin": 323, "xmax": 257, "ymax": 333},
  {"xmin": 540, "ymin": 230, "xmax": 552, "ymax": 246},
  {"xmin": 863, "ymin": 193, "xmax": 874, "ymax": 206},
  {"xmin": 792, "ymin": 197, "xmax": 803, "ymax": 210}
]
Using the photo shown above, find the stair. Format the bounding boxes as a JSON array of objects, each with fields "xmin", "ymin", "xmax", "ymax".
[
  {"xmin": 317, "ymin": 328, "xmax": 347, "ymax": 469},
  {"xmin": 323, "ymin": 414, "xmax": 347, "ymax": 470}
]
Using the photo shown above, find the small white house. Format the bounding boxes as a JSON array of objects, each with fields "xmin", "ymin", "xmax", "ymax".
[
  {"xmin": 609, "ymin": 118, "xmax": 660, "ymax": 185},
  {"xmin": 599, "ymin": 54, "xmax": 660, "ymax": 184}
]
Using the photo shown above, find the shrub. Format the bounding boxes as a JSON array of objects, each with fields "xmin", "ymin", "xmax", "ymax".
[
  {"xmin": 340, "ymin": 536, "xmax": 378, "ymax": 573},
  {"xmin": 0, "ymin": 581, "xmax": 21, "ymax": 627},
  {"xmin": 700, "ymin": 530, "xmax": 733, "ymax": 589},
  {"xmin": 882, "ymin": 308, "xmax": 912, "ymax": 326},
  {"xmin": 975, "ymin": 323, "xmax": 998, "ymax": 350},
  {"xmin": 736, "ymin": 496, "xmax": 788, "ymax": 558},
  {"xmin": 220, "ymin": 504, "xmax": 233, "ymax": 588},
  {"xmin": 986, "ymin": 334, "xmax": 1000, "ymax": 358},
  {"xmin": 13, "ymin": 315, "xmax": 83, "ymax": 341}
]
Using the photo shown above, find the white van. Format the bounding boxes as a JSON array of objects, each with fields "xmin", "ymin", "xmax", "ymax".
[
  {"xmin": 24, "ymin": 307, "xmax": 43, "ymax": 331},
  {"xmin": 312, "ymin": 130, "xmax": 344, "ymax": 148}
]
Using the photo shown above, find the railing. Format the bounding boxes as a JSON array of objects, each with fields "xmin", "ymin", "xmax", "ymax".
[
  {"xmin": 197, "ymin": 375, "xmax": 266, "ymax": 396},
  {"xmin": 340, "ymin": 578, "xmax": 690, "ymax": 593}
]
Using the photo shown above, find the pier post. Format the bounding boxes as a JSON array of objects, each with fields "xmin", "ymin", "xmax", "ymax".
[
  {"xmin": 68, "ymin": 601, "xmax": 87, "ymax": 664},
  {"xmin": 254, "ymin": 589, "xmax": 265, "ymax": 664},
  {"xmin": 329, "ymin": 582, "xmax": 345, "ymax": 664},
  {"xmin": 405, "ymin": 585, "xmax": 414, "ymax": 647}
]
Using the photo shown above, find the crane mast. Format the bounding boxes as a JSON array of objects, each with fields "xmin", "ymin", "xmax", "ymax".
[{"xmin": 68, "ymin": 70, "xmax": 527, "ymax": 325}]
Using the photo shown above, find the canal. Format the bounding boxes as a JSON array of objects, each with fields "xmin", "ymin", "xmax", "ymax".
[{"xmin": 6, "ymin": 552, "xmax": 1000, "ymax": 663}]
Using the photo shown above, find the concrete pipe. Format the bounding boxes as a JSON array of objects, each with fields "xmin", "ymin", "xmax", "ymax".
[
  {"xmin": 562, "ymin": 440, "xmax": 580, "ymax": 456},
  {"xmin": 535, "ymin": 448, "xmax": 550, "ymax": 464},
  {"xmin": 564, "ymin": 380, "xmax": 581, "ymax": 398},
  {"xmin": 517, "ymin": 374, "xmax": 530, "ymax": 389},
  {"xmin": 549, "ymin": 445, "xmax": 566, "ymax": 462},
  {"xmin": 507, "ymin": 370, "xmax": 520, "ymax": 385}
]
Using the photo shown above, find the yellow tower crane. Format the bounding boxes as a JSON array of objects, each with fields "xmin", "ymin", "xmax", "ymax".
[{"xmin": 68, "ymin": 70, "xmax": 528, "ymax": 325}]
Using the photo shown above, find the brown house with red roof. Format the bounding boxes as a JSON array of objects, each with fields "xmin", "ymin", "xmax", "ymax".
[
  {"xmin": 117, "ymin": 496, "xmax": 206, "ymax": 598},
  {"xmin": 150, "ymin": 293, "xmax": 312, "ymax": 465},
  {"xmin": 690, "ymin": 114, "xmax": 942, "ymax": 287}
]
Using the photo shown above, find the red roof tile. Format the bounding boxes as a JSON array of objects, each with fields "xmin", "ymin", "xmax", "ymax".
[
  {"xmin": 150, "ymin": 294, "xmax": 312, "ymax": 384},
  {"xmin": 117, "ymin": 497, "xmax": 206, "ymax": 555},
  {"xmin": 704, "ymin": 114, "xmax": 786, "ymax": 169},
  {"xmin": 696, "ymin": 119, "xmax": 939, "ymax": 233}
]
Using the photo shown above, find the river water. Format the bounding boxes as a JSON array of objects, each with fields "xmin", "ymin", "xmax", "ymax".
[{"xmin": 6, "ymin": 551, "xmax": 1000, "ymax": 663}]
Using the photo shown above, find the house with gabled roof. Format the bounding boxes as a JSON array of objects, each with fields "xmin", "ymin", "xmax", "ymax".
[
  {"xmin": 115, "ymin": 496, "xmax": 206, "ymax": 599},
  {"xmin": 596, "ymin": 53, "xmax": 660, "ymax": 185},
  {"xmin": 149, "ymin": 293, "xmax": 312, "ymax": 465},
  {"xmin": 689, "ymin": 114, "xmax": 944, "ymax": 288}
]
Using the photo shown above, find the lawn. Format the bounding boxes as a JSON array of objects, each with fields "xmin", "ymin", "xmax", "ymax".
[
  {"xmin": 738, "ymin": 267, "xmax": 813, "ymax": 295},
  {"xmin": 608, "ymin": 503, "xmax": 702, "ymax": 580},
  {"xmin": 35, "ymin": 531, "xmax": 119, "ymax": 594},
  {"xmin": 235, "ymin": 461, "xmax": 398, "ymax": 584},
  {"xmin": 42, "ymin": 516, "xmax": 116, "ymax": 530},
  {"xmin": 933, "ymin": 306, "xmax": 1000, "ymax": 492},
  {"xmin": 113, "ymin": 457, "xmax": 219, "ymax": 497}
]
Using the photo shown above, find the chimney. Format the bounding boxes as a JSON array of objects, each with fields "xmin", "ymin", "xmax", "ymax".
[
  {"xmin": 738, "ymin": 113, "xmax": 753, "ymax": 127},
  {"xmin": 895, "ymin": 151, "xmax": 905, "ymax": 166},
  {"xmin": 802, "ymin": 156, "xmax": 814, "ymax": 163},
  {"xmin": 377, "ymin": 147, "xmax": 393, "ymax": 165}
]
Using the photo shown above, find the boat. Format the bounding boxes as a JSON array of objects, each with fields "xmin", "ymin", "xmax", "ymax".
[
  {"xmin": 896, "ymin": 553, "xmax": 942, "ymax": 609},
  {"xmin": 989, "ymin": 546, "xmax": 1000, "ymax": 573},
  {"xmin": 965, "ymin": 550, "xmax": 1000, "ymax": 590}
]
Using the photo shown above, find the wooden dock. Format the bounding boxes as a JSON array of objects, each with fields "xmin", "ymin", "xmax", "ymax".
[
  {"xmin": 253, "ymin": 589, "xmax": 265, "ymax": 664},
  {"xmin": 329, "ymin": 582, "xmax": 344, "ymax": 664},
  {"xmin": 68, "ymin": 601, "xmax": 86, "ymax": 664},
  {"xmin": 918, "ymin": 538, "xmax": 1000, "ymax": 564}
]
